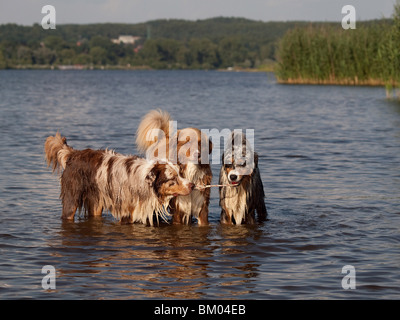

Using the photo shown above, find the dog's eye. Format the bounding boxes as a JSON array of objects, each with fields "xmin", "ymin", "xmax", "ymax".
[
  {"xmin": 237, "ymin": 163, "xmax": 246, "ymax": 167},
  {"xmin": 224, "ymin": 164, "xmax": 233, "ymax": 168},
  {"xmin": 167, "ymin": 180, "xmax": 176, "ymax": 186}
]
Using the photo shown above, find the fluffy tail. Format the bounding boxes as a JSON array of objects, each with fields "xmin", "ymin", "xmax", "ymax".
[
  {"xmin": 44, "ymin": 132, "xmax": 73, "ymax": 173},
  {"xmin": 135, "ymin": 109, "xmax": 172, "ymax": 154}
]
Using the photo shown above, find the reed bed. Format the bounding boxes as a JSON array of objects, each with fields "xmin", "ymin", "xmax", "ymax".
[{"xmin": 276, "ymin": 2, "xmax": 400, "ymax": 97}]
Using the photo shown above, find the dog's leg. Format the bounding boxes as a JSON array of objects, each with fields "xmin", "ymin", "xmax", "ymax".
[
  {"xmin": 120, "ymin": 210, "xmax": 136, "ymax": 224},
  {"xmin": 170, "ymin": 198, "xmax": 182, "ymax": 224},
  {"xmin": 172, "ymin": 212, "xmax": 183, "ymax": 224},
  {"xmin": 220, "ymin": 206, "xmax": 233, "ymax": 225},
  {"xmin": 197, "ymin": 202, "xmax": 209, "ymax": 225},
  {"xmin": 245, "ymin": 209, "xmax": 256, "ymax": 224},
  {"xmin": 172, "ymin": 210, "xmax": 190, "ymax": 224},
  {"xmin": 171, "ymin": 196, "xmax": 193, "ymax": 225},
  {"xmin": 197, "ymin": 190, "xmax": 210, "ymax": 226},
  {"xmin": 89, "ymin": 205, "xmax": 103, "ymax": 217},
  {"xmin": 256, "ymin": 199, "xmax": 267, "ymax": 222},
  {"xmin": 120, "ymin": 216, "xmax": 132, "ymax": 224},
  {"xmin": 61, "ymin": 201, "xmax": 77, "ymax": 220},
  {"xmin": 60, "ymin": 174, "xmax": 78, "ymax": 220}
]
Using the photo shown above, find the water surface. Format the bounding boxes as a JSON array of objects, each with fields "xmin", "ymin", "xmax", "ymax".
[{"xmin": 0, "ymin": 70, "xmax": 399, "ymax": 299}]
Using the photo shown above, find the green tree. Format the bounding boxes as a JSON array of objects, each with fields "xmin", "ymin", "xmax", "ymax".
[
  {"xmin": 218, "ymin": 37, "xmax": 248, "ymax": 68},
  {"xmin": 140, "ymin": 39, "xmax": 182, "ymax": 68},
  {"xmin": 188, "ymin": 39, "xmax": 220, "ymax": 69},
  {"xmin": 73, "ymin": 53, "xmax": 91, "ymax": 65},
  {"xmin": 90, "ymin": 46, "xmax": 107, "ymax": 65},
  {"xmin": 44, "ymin": 36, "xmax": 66, "ymax": 51},
  {"xmin": 58, "ymin": 48, "xmax": 76, "ymax": 64},
  {"xmin": 0, "ymin": 50, "xmax": 6, "ymax": 69},
  {"xmin": 32, "ymin": 47, "xmax": 56, "ymax": 65},
  {"xmin": 17, "ymin": 46, "xmax": 33, "ymax": 64},
  {"xmin": 89, "ymin": 36, "xmax": 111, "ymax": 49}
]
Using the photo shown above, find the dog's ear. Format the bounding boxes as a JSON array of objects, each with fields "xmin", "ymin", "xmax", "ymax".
[
  {"xmin": 253, "ymin": 152, "xmax": 259, "ymax": 168},
  {"xmin": 145, "ymin": 170, "xmax": 156, "ymax": 186},
  {"xmin": 146, "ymin": 164, "xmax": 162, "ymax": 186},
  {"xmin": 209, "ymin": 138, "xmax": 213, "ymax": 155}
]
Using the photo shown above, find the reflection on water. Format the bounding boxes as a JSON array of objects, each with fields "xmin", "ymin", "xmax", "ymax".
[
  {"xmin": 0, "ymin": 70, "xmax": 400, "ymax": 299},
  {"xmin": 50, "ymin": 218, "xmax": 265, "ymax": 299}
]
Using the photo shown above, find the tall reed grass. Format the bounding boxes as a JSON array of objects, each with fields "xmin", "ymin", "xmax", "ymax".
[{"xmin": 276, "ymin": 1, "xmax": 400, "ymax": 96}]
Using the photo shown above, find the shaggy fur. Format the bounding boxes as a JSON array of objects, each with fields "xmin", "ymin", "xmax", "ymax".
[
  {"xmin": 219, "ymin": 132, "xmax": 267, "ymax": 225},
  {"xmin": 136, "ymin": 110, "xmax": 213, "ymax": 225},
  {"xmin": 44, "ymin": 132, "xmax": 193, "ymax": 225}
]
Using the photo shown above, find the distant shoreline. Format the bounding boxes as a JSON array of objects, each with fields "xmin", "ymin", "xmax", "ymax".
[
  {"xmin": 3, "ymin": 65, "xmax": 399, "ymax": 91},
  {"xmin": 276, "ymin": 77, "xmax": 397, "ymax": 87},
  {"xmin": 5, "ymin": 64, "xmax": 275, "ymax": 73}
]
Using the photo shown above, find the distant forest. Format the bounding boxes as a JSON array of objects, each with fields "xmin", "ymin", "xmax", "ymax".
[{"xmin": 0, "ymin": 17, "xmax": 393, "ymax": 71}]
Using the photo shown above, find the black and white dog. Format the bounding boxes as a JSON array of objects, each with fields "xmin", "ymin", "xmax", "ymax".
[{"xmin": 219, "ymin": 131, "xmax": 267, "ymax": 225}]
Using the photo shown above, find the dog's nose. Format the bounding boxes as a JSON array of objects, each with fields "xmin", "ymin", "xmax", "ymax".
[
  {"xmin": 189, "ymin": 183, "xmax": 195, "ymax": 190},
  {"xmin": 230, "ymin": 174, "xmax": 237, "ymax": 181}
]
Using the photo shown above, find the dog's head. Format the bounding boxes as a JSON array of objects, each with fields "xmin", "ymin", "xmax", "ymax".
[
  {"xmin": 145, "ymin": 127, "xmax": 213, "ymax": 165},
  {"xmin": 175, "ymin": 128, "xmax": 213, "ymax": 165},
  {"xmin": 146, "ymin": 162, "xmax": 194, "ymax": 200},
  {"xmin": 222, "ymin": 131, "xmax": 258, "ymax": 186}
]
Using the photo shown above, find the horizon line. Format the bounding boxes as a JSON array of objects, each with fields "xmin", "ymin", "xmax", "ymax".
[{"xmin": 0, "ymin": 15, "xmax": 392, "ymax": 27}]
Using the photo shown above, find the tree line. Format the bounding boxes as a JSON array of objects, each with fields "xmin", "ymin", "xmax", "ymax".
[
  {"xmin": 0, "ymin": 12, "xmax": 399, "ymax": 87},
  {"xmin": 0, "ymin": 17, "xmax": 302, "ymax": 70}
]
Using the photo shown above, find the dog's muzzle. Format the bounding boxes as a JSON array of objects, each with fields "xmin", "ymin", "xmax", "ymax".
[{"xmin": 228, "ymin": 173, "xmax": 241, "ymax": 185}]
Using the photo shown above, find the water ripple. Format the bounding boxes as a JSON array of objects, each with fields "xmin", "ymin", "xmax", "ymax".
[{"xmin": 0, "ymin": 70, "xmax": 399, "ymax": 299}]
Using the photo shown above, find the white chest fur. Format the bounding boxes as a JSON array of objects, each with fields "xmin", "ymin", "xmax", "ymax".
[{"xmin": 175, "ymin": 162, "xmax": 206, "ymax": 220}]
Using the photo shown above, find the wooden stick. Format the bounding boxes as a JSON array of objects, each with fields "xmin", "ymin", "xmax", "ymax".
[{"xmin": 195, "ymin": 184, "xmax": 234, "ymax": 190}]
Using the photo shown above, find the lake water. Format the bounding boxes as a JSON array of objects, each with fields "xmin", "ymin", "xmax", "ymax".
[{"xmin": 0, "ymin": 70, "xmax": 399, "ymax": 300}]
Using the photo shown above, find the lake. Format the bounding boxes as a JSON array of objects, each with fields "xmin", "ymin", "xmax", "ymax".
[{"xmin": 0, "ymin": 70, "xmax": 399, "ymax": 299}]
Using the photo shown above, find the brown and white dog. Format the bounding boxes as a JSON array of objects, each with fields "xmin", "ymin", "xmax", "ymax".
[
  {"xmin": 44, "ymin": 132, "xmax": 194, "ymax": 225},
  {"xmin": 135, "ymin": 110, "xmax": 213, "ymax": 225},
  {"xmin": 219, "ymin": 131, "xmax": 267, "ymax": 225}
]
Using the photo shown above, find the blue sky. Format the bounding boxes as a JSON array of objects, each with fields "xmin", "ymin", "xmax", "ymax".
[{"xmin": 0, "ymin": 0, "xmax": 396, "ymax": 25}]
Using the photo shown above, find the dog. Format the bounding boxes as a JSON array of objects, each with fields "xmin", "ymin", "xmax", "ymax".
[
  {"xmin": 44, "ymin": 132, "xmax": 194, "ymax": 225},
  {"xmin": 219, "ymin": 131, "xmax": 267, "ymax": 225},
  {"xmin": 135, "ymin": 109, "xmax": 213, "ymax": 225}
]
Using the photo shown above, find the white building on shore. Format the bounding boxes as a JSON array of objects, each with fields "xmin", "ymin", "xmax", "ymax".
[{"xmin": 111, "ymin": 35, "xmax": 141, "ymax": 45}]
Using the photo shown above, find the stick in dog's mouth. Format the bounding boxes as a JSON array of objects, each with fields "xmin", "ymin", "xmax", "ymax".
[{"xmin": 195, "ymin": 183, "xmax": 238, "ymax": 190}]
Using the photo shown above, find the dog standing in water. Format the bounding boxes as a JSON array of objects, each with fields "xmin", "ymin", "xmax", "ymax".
[
  {"xmin": 44, "ymin": 132, "xmax": 194, "ymax": 225},
  {"xmin": 135, "ymin": 110, "xmax": 213, "ymax": 225},
  {"xmin": 219, "ymin": 131, "xmax": 267, "ymax": 225}
]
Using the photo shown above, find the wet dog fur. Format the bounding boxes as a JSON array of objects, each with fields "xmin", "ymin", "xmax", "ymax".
[
  {"xmin": 44, "ymin": 132, "xmax": 194, "ymax": 225},
  {"xmin": 219, "ymin": 131, "xmax": 267, "ymax": 225},
  {"xmin": 136, "ymin": 109, "xmax": 212, "ymax": 225}
]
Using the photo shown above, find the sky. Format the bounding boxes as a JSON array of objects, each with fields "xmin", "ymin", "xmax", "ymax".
[{"xmin": 0, "ymin": 0, "xmax": 396, "ymax": 25}]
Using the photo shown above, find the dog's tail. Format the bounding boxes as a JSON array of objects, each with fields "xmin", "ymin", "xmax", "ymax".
[
  {"xmin": 44, "ymin": 132, "xmax": 74, "ymax": 173},
  {"xmin": 135, "ymin": 109, "xmax": 171, "ymax": 154}
]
